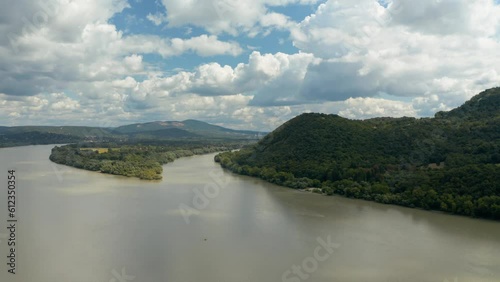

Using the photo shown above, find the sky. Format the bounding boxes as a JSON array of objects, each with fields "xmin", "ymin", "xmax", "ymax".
[{"xmin": 0, "ymin": 0, "xmax": 499, "ymax": 131}]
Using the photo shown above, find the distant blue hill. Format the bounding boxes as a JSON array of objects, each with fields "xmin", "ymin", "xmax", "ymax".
[{"xmin": 0, "ymin": 119, "xmax": 265, "ymax": 147}]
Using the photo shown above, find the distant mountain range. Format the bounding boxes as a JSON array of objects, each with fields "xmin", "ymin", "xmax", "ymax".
[
  {"xmin": 113, "ymin": 119, "xmax": 262, "ymax": 137},
  {"xmin": 0, "ymin": 120, "xmax": 265, "ymax": 147}
]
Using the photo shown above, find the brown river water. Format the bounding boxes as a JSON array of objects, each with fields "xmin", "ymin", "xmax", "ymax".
[{"xmin": 0, "ymin": 145, "xmax": 499, "ymax": 282}]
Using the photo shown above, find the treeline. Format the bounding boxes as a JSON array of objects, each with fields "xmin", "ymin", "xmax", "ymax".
[
  {"xmin": 215, "ymin": 88, "xmax": 500, "ymax": 220},
  {"xmin": 51, "ymin": 142, "xmax": 243, "ymax": 180},
  {"xmin": 0, "ymin": 132, "xmax": 81, "ymax": 148},
  {"xmin": 216, "ymin": 152, "xmax": 500, "ymax": 219}
]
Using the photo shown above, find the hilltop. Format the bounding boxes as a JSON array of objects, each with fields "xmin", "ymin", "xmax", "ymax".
[
  {"xmin": 435, "ymin": 87, "xmax": 500, "ymax": 120},
  {"xmin": 113, "ymin": 119, "xmax": 261, "ymax": 138}
]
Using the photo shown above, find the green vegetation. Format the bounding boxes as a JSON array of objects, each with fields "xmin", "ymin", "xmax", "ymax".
[
  {"xmin": 215, "ymin": 88, "xmax": 500, "ymax": 220},
  {"xmin": 51, "ymin": 142, "xmax": 244, "ymax": 180}
]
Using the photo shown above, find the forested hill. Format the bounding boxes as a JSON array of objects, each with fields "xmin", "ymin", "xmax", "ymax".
[{"xmin": 215, "ymin": 87, "xmax": 500, "ymax": 219}]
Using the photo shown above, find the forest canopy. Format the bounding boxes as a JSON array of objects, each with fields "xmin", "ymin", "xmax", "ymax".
[{"xmin": 50, "ymin": 141, "xmax": 244, "ymax": 180}]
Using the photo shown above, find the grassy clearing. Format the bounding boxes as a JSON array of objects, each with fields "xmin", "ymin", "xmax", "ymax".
[{"xmin": 80, "ymin": 148, "xmax": 120, "ymax": 154}]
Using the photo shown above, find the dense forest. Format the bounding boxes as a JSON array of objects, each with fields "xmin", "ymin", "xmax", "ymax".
[
  {"xmin": 215, "ymin": 88, "xmax": 500, "ymax": 220},
  {"xmin": 50, "ymin": 141, "xmax": 244, "ymax": 180}
]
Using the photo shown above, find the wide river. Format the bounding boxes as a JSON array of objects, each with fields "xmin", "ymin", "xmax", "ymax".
[{"xmin": 0, "ymin": 145, "xmax": 499, "ymax": 282}]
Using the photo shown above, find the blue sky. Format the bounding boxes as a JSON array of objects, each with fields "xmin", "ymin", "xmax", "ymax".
[
  {"xmin": 0, "ymin": 0, "xmax": 499, "ymax": 130},
  {"xmin": 109, "ymin": 0, "xmax": 318, "ymax": 70}
]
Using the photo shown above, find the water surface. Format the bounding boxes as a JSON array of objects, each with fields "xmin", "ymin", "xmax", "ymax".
[{"xmin": 0, "ymin": 145, "xmax": 499, "ymax": 282}]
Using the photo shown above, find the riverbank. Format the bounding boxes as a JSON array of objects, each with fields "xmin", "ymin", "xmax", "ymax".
[{"xmin": 214, "ymin": 152, "xmax": 500, "ymax": 221}]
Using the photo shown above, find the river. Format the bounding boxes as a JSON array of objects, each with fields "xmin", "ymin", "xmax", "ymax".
[{"xmin": 0, "ymin": 145, "xmax": 499, "ymax": 282}]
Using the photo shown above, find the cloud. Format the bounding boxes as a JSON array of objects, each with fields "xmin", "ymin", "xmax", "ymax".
[
  {"xmin": 0, "ymin": 0, "xmax": 130, "ymax": 46},
  {"xmin": 288, "ymin": 0, "xmax": 500, "ymax": 113},
  {"xmin": 298, "ymin": 61, "xmax": 382, "ymax": 102},
  {"xmin": 1, "ymin": 0, "xmax": 500, "ymax": 130},
  {"xmin": 155, "ymin": 0, "xmax": 318, "ymax": 36},
  {"xmin": 0, "ymin": 1, "xmax": 243, "ymax": 97},
  {"xmin": 337, "ymin": 97, "xmax": 417, "ymax": 119},
  {"xmin": 146, "ymin": 12, "xmax": 168, "ymax": 26},
  {"xmin": 139, "ymin": 0, "xmax": 500, "ymax": 112},
  {"xmin": 172, "ymin": 35, "xmax": 243, "ymax": 57},
  {"xmin": 49, "ymin": 93, "xmax": 80, "ymax": 111},
  {"xmin": 123, "ymin": 55, "xmax": 143, "ymax": 72},
  {"xmin": 112, "ymin": 76, "xmax": 138, "ymax": 89},
  {"xmin": 390, "ymin": 0, "xmax": 500, "ymax": 36},
  {"xmin": 127, "ymin": 51, "xmax": 318, "ymax": 105}
]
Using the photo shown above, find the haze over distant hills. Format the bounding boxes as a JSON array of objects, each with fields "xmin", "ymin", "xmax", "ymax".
[
  {"xmin": 0, "ymin": 119, "xmax": 265, "ymax": 147},
  {"xmin": 113, "ymin": 119, "xmax": 262, "ymax": 136}
]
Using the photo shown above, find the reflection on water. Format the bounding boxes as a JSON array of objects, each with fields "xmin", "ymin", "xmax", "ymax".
[{"xmin": 0, "ymin": 145, "xmax": 499, "ymax": 282}]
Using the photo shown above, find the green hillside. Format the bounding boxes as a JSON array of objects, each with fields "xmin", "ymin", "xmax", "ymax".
[
  {"xmin": 129, "ymin": 128, "xmax": 201, "ymax": 139},
  {"xmin": 113, "ymin": 121, "xmax": 187, "ymax": 134},
  {"xmin": 215, "ymin": 88, "xmax": 500, "ymax": 220}
]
